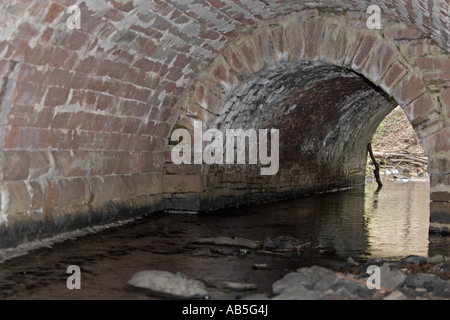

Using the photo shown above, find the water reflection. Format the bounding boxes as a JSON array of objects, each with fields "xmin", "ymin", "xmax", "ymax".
[
  {"xmin": 363, "ymin": 177, "xmax": 430, "ymax": 259},
  {"xmin": 314, "ymin": 177, "xmax": 430, "ymax": 259},
  {"xmin": 314, "ymin": 190, "xmax": 370, "ymax": 258}
]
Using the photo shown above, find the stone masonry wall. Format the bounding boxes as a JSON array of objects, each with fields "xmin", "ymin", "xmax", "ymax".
[
  {"xmin": 0, "ymin": 0, "xmax": 448, "ymax": 248},
  {"xmin": 170, "ymin": 9, "xmax": 450, "ymax": 230}
]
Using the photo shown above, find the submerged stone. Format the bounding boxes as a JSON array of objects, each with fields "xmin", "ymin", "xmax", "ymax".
[
  {"xmin": 260, "ymin": 236, "xmax": 304, "ymax": 251},
  {"xmin": 346, "ymin": 257, "xmax": 359, "ymax": 267},
  {"xmin": 201, "ymin": 278, "xmax": 257, "ymax": 291},
  {"xmin": 379, "ymin": 266, "xmax": 406, "ymax": 291},
  {"xmin": 404, "ymin": 272, "xmax": 450, "ymax": 297},
  {"xmin": 426, "ymin": 254, "xmax": 447, "ymax": 264},
  {"xmin": 384, "ymin": 291, "xmax": 408, "ymax": 300},
  {"xmin": 400, "ymin": 255, "xmax": 427, "ymax": 265},
  {"xmin": 252, "ymin": 263, "xmax": 270, "ymax": 270},
  {"xmin": 127, "ymin": 270, "xmax": 209, "ymax": 299},
  {"xmin": 241, "ymin": 293, "xmax": 270, "ymax": 300},
  {"xmin": 190, "ymin": 236, "xmax": 259, "ymax": 249},
  {"xmin": 272, "ymin": 285, "xmax": 324, "ymax": 300},
  {"xmin": 273, "ymin": 266, "xmax": 338, "ymax": 294}
]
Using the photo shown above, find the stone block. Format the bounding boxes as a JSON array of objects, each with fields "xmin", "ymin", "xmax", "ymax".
[
  {"xmin": 28, "ymin": 151, "xmax": 50, "ymax": 179},
  {"xmin": 304, "ymin": 18, "xmax": 325, "ymax": 61},
  {"xmin": 412, "ymin": 114, "xmax": 444, "ymax": 142},
  {"xmin": 352, "ymin": 35, "xmax": 378, "ymax": 71},
  {"xmin": 90, "ymin": 175, "xmax": 132, "ymax": 204},
  {"xmin": 393, "ymin": 73, "xmax": 425, "ymax": 106},
  {"xmin": 95, "ymin": 93, "xmax": 113, "ymax": 112},
  {"xmin": 385, "ymin": 25, "xmax": 424, "ymax": 40},
  {"xmin": 416, "ymin": 57, "xmax": 450, "ymax": 72},
  {"xmin": 251, "ymin": 28, "xmax": 276, "ymax": 67},
  {"xmin": 165, "ymin": 163, "xmax": 201, "ymax": 175},
  {"xmin": 327, "ymin": 24, "xmax": 350, "ymax": 66},
  {"xmin": 64, "ymin": 30, "xmax": 89, "ymax": 51},
  {"xmin": 270, "ymin": 25, "xmax": 288, "ymax": 61},
  {"xmin": 13, "ymin": 81, "xmax": 46, "ymax": 105},
  {"xmin": 2, "ymin": 181, "xmax": 31, "ymax": 214},
  {"xmin": 431, "ymin": 191, "xmax": 450, "ymax": 202},
  {"xmin": 223, "ymin": 45, "xmax": 248, "ymax": 75},
  {"xmin": 434, "ymin": 127, "xmax": 450, "ymax": 153},
  {"xmin": 163, "ymin": 174, "xmax": 203, "ymax": 193},
  {"xmin": 192, "ymin": 83, "xmax": 221, "ymax": 114},
  {"xmin": 442, "ymin": 88, "xmax": 450, "ymax": 112},
  {"xmin": 342, "ymin": 30, "xmax": 364, "ymax": 67},
  {"xmin": 44, "ymin": 86, "xmax": 71, "ymax": 107},
  {"xmin": 43, "ymin": 3, "xmax": 65, "ymax": 24},
  {"xmin": 210, "ymin": 60, "xmax": 238, "ymax": 94},
  {"xmin": 3, "ymin": 126, "xmax": 20, "ymax": 149},
  {"xmin": 402, "ymin": 94, "xmax": 435, "ymax": 124},
  {"xmin": 52, "ymin": 178, "xmax": 91, "ymax": 208},
  {"xmin": 428, "ymin": 157, "xmax": 450, "ymax": 175},
  {"xmin": 238, "ymin": 38, "xmax": 263, "ymax": 73},
  {"xmin": 430, "ymin": 201, "xmax": 450, "ymax": 224},
  {"xmin": 130, "ymin": 172, "xmax": 163, "ymax": 196},
  {"xmin": 381, "ymin": 61, "xmax": 407, "ymax": 93},
  {"xmin": 0, "ymin": 150, "xmax": 30, "ymax": 181},
  {"xmin": 285, "ymin": 20, "xmax": 305, "ymax": 61},
  {"xmin": 362, "ymin": 41, "xmax": 396, "ymax": 84},
  {"xmin": 165, "ymin": 193, "xmax": 201, "ymax": 211}
]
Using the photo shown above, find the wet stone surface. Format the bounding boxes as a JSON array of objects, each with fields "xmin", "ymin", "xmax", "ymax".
[
  {"xmin": 124, "ymin": 234, "xmax": 450, "ymax": 300},
  {"xmin": 135, "ymin": 236, "xmax": 450, "ymax": 300},
  {"xmin": 126, "ymin": 270, "xmax": 209, "ymax": 299}
]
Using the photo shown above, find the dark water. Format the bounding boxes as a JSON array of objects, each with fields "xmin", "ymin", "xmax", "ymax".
[{"xmin": 0, "ymin": 176, "xmax": 448, "ymax": 300}]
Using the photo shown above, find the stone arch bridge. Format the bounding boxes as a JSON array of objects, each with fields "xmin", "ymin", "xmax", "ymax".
[{"xmin": 0, "ymin": 0, "xmax": 449, "ymax": 248}]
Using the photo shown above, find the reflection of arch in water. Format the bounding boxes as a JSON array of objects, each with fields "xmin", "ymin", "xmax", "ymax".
[{"xmin": 363, "ymin": 179, "xmax": 430, "ymax": 259}]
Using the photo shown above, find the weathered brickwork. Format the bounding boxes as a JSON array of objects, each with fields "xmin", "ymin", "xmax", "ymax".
[{"xmin": 0, "ymin": 0, "xmax": 447, "ymax": 247}]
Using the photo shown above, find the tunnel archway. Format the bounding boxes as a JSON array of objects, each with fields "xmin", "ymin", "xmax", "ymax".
[
  {"xmin": 0, "ymin": 1, "xmax": 449, "ymax": 249},
  {"xmin": 170, "ymin": 11, "xmax": 450, "ymax": 233}
]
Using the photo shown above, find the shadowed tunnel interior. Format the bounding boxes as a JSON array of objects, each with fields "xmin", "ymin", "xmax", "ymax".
[
  {"xmin": 218, "ymin": 61, "xmax": 397, "ymax": 184},
  {"xmin": 179, "ymin": 61, "xmax": 398, "ymax": 210}
]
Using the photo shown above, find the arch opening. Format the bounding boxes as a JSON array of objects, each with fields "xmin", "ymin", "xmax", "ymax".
[
  {"xmin": 168, "ymin": 11, "xmax": 450, "ymax": 234},
  {"xmin": 369, "ymin": 105, "xmax": 428, "ymax": 176},
  {"xmin": 172, "ymin": 60, "xmax": 398, "ymax": 210}
]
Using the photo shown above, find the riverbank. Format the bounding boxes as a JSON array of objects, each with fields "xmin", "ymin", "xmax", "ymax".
[{"xmin": 369, "ymin": 106, "xmax": 427, "ymax": 177}]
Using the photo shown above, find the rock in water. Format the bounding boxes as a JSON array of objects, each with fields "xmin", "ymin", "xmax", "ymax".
[
  {"xmin": 400, "ymin": 255, "xmax": 427, "ymax": 265},
  {"xmin": 252, "ymin": 263, "xmax": 270, "ymax": 270},
  {"xmin": 379, "ymin": 266, "xmax": 406, "ymax": 291},
  {"xmin": 201, "ymin": 278, "xmax": 257, "ymax": 291},
  {"xmin": 190, "ymin": 236, "xmax": 259, "ymax": 249},
  {"xmin": 261, "ymin": 236, "xmax": 304, "ymax": 251},
  {"xmin": 127, "ymin": 270, "xmax": 209, "ymax": 299},
  {"xmin": 346, "ymin": 257, "xmax": 359, "ymax": 267},
  {"xmin": 272, "ymin": 266, "xmax": 338, "ymax": 295}
]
